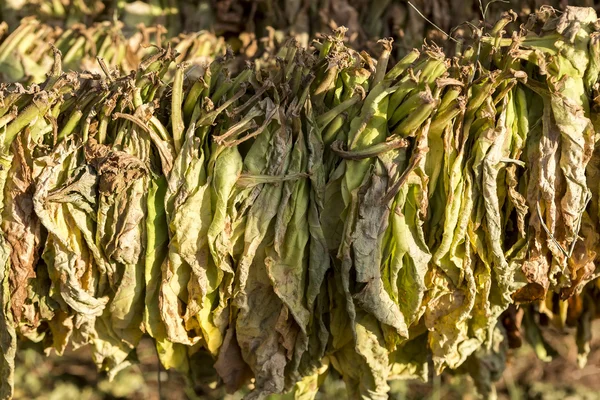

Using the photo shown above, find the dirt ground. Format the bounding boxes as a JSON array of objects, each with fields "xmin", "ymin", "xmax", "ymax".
[{"xmin": 12, "ymin": 320, "xmax": 600, "ymax": 400}]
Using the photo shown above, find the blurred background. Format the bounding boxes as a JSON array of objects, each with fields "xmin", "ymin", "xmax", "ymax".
[
  {"xmin": 2, "ymin": 0, "xmax": 600, "ymax": 58},
  {"xmin": 12, "ymin": 320, "xmax": 600, "ymax": 399}
]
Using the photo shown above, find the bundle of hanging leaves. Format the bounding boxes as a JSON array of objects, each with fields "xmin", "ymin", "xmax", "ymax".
[{"xmin": 3, "ymin": 5, "xmax": 600, "ymax": 400}]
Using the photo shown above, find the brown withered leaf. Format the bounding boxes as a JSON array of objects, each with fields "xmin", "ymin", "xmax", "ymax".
[
  {"xmin": 214, "ymin": 326, "xmax": 253, "ymax": 393},
  {"xmin": 275, "ymin": 306, "xmax": 299, "ymax": 360},
  {"xmin": 512, "ymin": 244, "xmax": 549, "ymax": 303},
  {"xmin": 560, "ymin": 238, "xmax": 596, "ymax": 300},
  {"xmin": 2, "ymin": 131, "xmax": 41, "ymax": 322},
  {"xmin": 512, "ymin": 282, "xmax": 546, "ymax": 303},
  {"xmin": 84, "ymin": 137, "xmax": 147, "ymax": 194}
]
